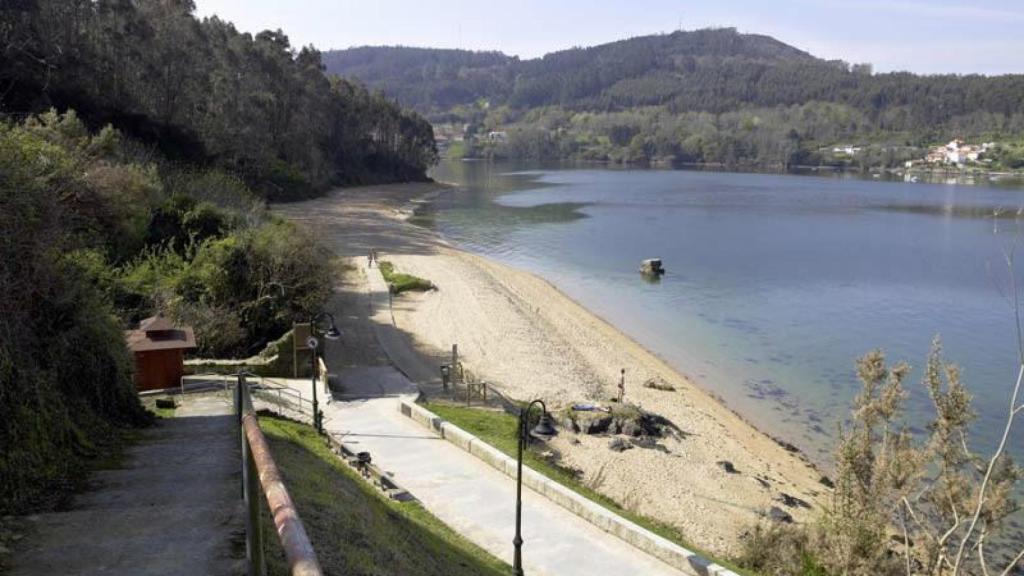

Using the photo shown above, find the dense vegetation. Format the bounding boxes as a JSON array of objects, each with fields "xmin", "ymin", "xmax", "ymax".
[
  {"xmin": 2, "ymin": 0, "xmax": 438, "ymax": 200},
  {"xmin": 325, "ymin": 28, "xmax": 1024, "ymax": 169},
  {"xmin": 0, "ymin": 110, "xmax": 337, "ymax": 515},
  {"xmin": 0, "ymin": 0, "xmax": 441, "ymax": 515}
]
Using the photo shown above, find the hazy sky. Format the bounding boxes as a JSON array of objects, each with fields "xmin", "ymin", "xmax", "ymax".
[{"xmin": 192, "ymin": 0, "xmax": 1024, "ymax": 75}]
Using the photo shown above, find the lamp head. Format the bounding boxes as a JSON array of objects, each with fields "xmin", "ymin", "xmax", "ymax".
[{"xmin": 529, "ymin": 411, "xmax": 557, "ymax": 441}]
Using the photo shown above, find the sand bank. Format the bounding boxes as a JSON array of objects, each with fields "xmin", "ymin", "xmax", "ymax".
[{"xmin": 274, "ymin": 182, "xmax": 829, "ymax": 557}]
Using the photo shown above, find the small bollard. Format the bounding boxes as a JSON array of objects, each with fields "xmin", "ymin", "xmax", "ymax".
[{"xmin": 440, "ymin": 364, "xmax": 451, "ymax": 391}]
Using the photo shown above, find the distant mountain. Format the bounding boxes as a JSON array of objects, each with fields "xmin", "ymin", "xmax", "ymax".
[
  {"xmin": 324, "ymin": 28, "xmax": 1024, "ymax": 169},
  {"xmin": 322, "ymin": 47, "xmax": 513, "ymax": 113},
  {"xmin": 324, "ymin": 28, "xmax": 1023, "ymax": 118}
]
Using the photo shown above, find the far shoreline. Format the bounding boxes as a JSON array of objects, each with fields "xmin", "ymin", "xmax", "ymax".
[{"xmin": 441, "ymin": 155, "xmax": 1024, "ymax": 188}]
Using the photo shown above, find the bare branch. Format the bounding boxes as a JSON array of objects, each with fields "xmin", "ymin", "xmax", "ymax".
[
  {"xmin": 977, "ymin": 533, "xmax": 990, "ymax": 576},
  {"xmin": 952, "ymin": 362, "xmax": 1024, "ymax": 573},
  {"xmin": 900, "ymin": 507, "xmax": 913, "ymax": 576},
  {"xmin": 998, "ymin": 544, "xmax": 1024, "ymax": 576}
]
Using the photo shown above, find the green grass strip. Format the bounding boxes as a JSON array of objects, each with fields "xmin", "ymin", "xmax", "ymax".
[
  {"xmin": 378, "ymin": 260, "xmax": 434, "ymax": 293},
  {"xmin": 257, "ymin": 414, "xmax": 508, "ymax": 576},
  {"xmin": 423, "ymin": 402, "xmax": 758, "ymax": 576}
]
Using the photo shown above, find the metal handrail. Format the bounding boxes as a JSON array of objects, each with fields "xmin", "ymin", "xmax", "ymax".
[
  {"xmin": 180, "ymin": 373, "xmax": 233, "ymax": 396},
  {"xmin": 236, "ymin": 374, "xmax": 323, "ymax": 576},
  {"xmin": 254, "ymin": 379, "xmax": 310, "ymax": 409}
]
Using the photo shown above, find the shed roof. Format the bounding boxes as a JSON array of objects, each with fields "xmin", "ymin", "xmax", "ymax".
[{"xmin": 126, "ymin": 315, "xmax": 197, "ymax": 352}]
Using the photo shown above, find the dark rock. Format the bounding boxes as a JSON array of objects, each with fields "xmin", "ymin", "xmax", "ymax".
[
  {"xmin": 643, "ymin": 378, "xmax": 675, "ymax": 392},
  {"xmin": 777, "ymin": 492, "xmax": 812, "ymax": 509},
  {"xmin": 768, "ymin": 506, "xmax": 793, "ymax": 524},
  {"xmin": 155, "ymin": 397, "xmax": 177, "ymax": 409},
  {"xmin": 608, "ymin": 438, "xmax": 633, "ymax": 452},
  {"xmin": 753, "ymin": 476, "xmax": 771, "ymax": 489},
  {"xmin": 819, "ymin": 476, "xmax": 835, "ymax": 489},
  {"xmin": 775, "ymin": 439, "xmax": 800, "ymax": 453},
  {"xmin": 558, "ymin": 414, "xmax": 578, "ymax": 432},
  {"xmin": 578, "ymin": 413, "xmax": 613, "ymax": 434},
  {"xmin": 619, "ymin": 420, "xmax": 644, "ymax": 437},
  {"xmin": 716, "ymin": 460, "xmax": 739, "ymax": 474},
  {"xmin": 632, "ymin": 436, "xmax": 656, "ymax": 448}
]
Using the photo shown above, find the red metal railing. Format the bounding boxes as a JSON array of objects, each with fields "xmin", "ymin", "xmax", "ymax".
[{"xmin": 236, "ymin": 374, "xmax": 323, "ymax": 576}]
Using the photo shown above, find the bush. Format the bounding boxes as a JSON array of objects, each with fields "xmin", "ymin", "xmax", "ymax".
[
  {"xmin": 0, "ymin": 120, "xmax": 149, "ymax": 514},
  {"xmin": 739, "ymin": 341, "xmax": 1022, "ymax": 576},
  {"xmin": 379, "ymin": 260, "xmax": 434, "ymax": 294}
]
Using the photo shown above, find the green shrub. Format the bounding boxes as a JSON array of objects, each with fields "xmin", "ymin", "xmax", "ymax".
[
  {"xmin": 378, "ymin": 260, "xmax": 434, "ymax": 294},
  {"xmin": 0, "ymin": 120, "xmax": 149, "ymax": 514}
]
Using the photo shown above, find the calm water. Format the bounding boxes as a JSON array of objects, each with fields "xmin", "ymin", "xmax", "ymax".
[{"xmin": 424, "ymin": 161, "xmax": 1024, "ymax": 466}]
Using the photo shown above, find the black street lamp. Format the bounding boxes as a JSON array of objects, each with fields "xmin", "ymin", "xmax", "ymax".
[
  {"xmin": 307, "ymin": 312, "xmax": 341, "ymax": 434},
  {"xmin": 513, "ymin": 399, "xmax": 557, "ymax": 576}
]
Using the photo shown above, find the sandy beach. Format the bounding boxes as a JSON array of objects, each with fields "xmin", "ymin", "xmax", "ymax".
[{"xmin": 274, "ymin": 182, "xmax": 829, "ymax": 557}]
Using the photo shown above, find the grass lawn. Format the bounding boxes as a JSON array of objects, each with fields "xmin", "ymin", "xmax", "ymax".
[
  {"xmin": 423, "ymin": 402, "xmax": 756, "ymax": 576},
  {"xmin": 378, "ymin": 260, "xmax": 433, "ymax": 294},
  {"xmin": 257, "ymin": 414, "xmax": 509, "ymax": 576}
]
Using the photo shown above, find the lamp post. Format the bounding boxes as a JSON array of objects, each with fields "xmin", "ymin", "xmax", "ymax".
[
  {"xmin": 307, "ymin": 312, "xmax": 341, "ymax": 434},
  {"xmin": 513, "ymin": 399, "xmax": 557, "ymax": 576}
]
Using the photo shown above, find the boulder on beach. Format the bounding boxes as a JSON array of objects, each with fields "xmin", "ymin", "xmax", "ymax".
[
  {"xmin": 716, "ymin": 460, "xmax": 739, "ymax": 474},
  {"xmin": 767, "ymin": 506, "xmax": 794, "ymax": 524},
  {"xmin": 608, "ymin": 437, "xmax": 633, "ymax": 452}
]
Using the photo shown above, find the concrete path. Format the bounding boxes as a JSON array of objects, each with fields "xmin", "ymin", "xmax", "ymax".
[
  {"xmin": 314, "ymin": 366, "xmax": 685, "ymax": 576},
  {"xmin": 268, "ymin": 258, "xmax": 686, "ymax": 576},
  {"xmin": 10, "ymin": 394, "xmax": 244, "ymax": 576}
]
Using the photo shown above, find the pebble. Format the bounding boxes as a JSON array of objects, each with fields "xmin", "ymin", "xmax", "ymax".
[
  {"xmin": 716, "ymin": 460, "xmax": 739, "ymax": 474},
  {"xmin": 768, "ymin": 506, "xmax": 794, "ymax": 523}
]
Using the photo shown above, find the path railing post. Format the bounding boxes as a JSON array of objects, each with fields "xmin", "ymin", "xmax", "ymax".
[
  {"xmin": 246, "ymin": 438, "xmax": 266, "ymax": 576},
  {"xmin": 238, "ymin": 374, "xmax": 266, "ymax": 576}
]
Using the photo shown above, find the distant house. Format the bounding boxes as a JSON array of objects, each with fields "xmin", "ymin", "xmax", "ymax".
[
  {"xmin": 125, "ymin": 315, "xmax": 196, "ymax": 392},
  {"xmin": 487, "ymin": 131, "xmax": 508, "ymax": 142},
  {"xmin": 832, "ymin": 145, "xmax": 861, "ymax": 156},
  {"xmin": 921, "ymin": 139, "xmax": 990, "ymax": 167}
]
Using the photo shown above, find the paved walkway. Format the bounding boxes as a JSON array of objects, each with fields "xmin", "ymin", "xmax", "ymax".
[
  {"xmin": 10, "ymin": 395, "xmax": 244, "ymax": 576},
  {"xmin": 314, "ymin": 366, "xmax": 686, "ymax": 576},
  {"xmin": 275, "ymin": 259, "xmax": 687, "ymax": 576}
]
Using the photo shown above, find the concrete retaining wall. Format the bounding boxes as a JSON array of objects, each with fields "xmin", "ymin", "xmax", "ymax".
[{"xmin": 399, "ymin": 400, "xmax": 741, "ymax": 576}]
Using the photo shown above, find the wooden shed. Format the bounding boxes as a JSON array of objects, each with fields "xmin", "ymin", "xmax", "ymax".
[{"xmin": 125, "ymin": 315, "xmax": 197, "ymax": 392}]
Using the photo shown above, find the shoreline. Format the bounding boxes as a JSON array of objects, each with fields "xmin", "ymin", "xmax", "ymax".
[
  {"xmin": 441, "ymin": 156, "xmax": 1024, "ymax": 185},
  {"xmin": 411, "ymin": 182, "xmax": 821, "ymax": 467},
  {"xmin": 273, "ymin": 181, "xmax": 830, "ymax": 557}
]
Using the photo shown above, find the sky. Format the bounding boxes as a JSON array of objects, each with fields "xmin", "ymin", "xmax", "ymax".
[{"xmin": 192, "ymin": 0, "xmax": 1024, "ymax": 75}]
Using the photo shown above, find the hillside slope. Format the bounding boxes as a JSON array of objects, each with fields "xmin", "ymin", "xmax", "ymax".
[
  {"xmin": 324, "ymin": 28, "xmax": 1024, "ymax": 168},
  {"xmin": 3, "ymin": 0, "xmax": 437, "ymax": 200}
]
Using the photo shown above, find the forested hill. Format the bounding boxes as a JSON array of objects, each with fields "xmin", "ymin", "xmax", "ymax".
[
  {"xmin": 323, "ymin": 28, "xmax": 1024, "ymax": 169},
  {"xmin": 2, "ymin": 0, "xmax": 437, "ymax": 200},
  {"xmin": 323, "ymin": 28, "xmax": 821, "ymax": 113},
  {"xmin": 0, "ymin": 1, "xmax": 437, "ymax": 515}
]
